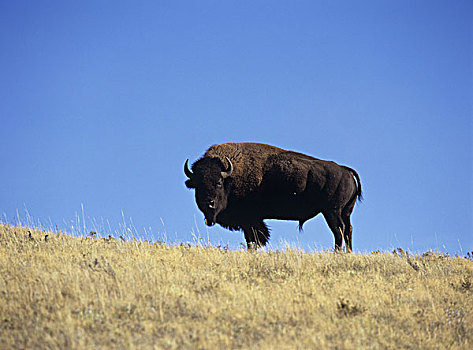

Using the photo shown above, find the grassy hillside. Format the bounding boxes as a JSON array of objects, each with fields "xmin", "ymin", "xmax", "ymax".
[{"xmin": 0, "ymin": 225, "xmax": 472, "ymax": 349}]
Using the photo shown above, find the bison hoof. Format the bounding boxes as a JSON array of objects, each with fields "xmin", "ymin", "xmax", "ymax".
[{"xmin": 247, "ymin": 242, "xmax": 257, "ymax": 251}]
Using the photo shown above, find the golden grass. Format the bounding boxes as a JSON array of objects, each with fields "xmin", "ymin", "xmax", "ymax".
[{"xmin": 0, "ymin": 224, "xmax": 472, "ymax": 349}]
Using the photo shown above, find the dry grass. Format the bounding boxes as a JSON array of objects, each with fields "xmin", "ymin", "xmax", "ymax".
[{"xmin": 0, "ymin": 224, "xmax": 472, "ymax": 349}]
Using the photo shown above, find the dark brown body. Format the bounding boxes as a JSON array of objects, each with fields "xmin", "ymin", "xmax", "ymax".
[{"xmin": 185, "ymin": 143, "xmax": 362, "ymax": 251}]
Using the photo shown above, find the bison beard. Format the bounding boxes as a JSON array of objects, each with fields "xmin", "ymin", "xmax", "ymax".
[{"xmin": 184, "ymin": 142, "xmax": 362, "ymax": 252}]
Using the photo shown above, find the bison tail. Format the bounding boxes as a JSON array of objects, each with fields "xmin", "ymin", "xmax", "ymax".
[{"xmin": 343, "ymin": 166, "xmax": 363, "ymax": 202}]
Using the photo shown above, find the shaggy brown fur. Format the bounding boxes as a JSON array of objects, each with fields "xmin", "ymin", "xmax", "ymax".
[{"xmin": 185, "ymin": 143, "xmax": 362, "ymax": 251}]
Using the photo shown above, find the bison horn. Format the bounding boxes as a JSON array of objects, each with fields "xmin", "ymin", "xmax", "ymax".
[
  {"xmin": 221, "ymin": 157, "xmax": 233, "ymax": 179},
  {"xmin": 184, "ymin": 159, "xmax": 193, "ymax": 178}
]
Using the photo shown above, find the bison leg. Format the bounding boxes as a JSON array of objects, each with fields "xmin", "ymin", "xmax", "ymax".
[
  {"xmin": 341, "ymin": 198, "xmax": 356, "ymax": 252},
  {"xmin": 322, "ymin": 211, "xmax": 345, "ymax": 252},
  {"xmin": 243, "ymin": 221, "xmax": 270, "ymax": 250},
  {"xmin": 342, "ymin": 214, "xmax": 353, "ymax": 252}
]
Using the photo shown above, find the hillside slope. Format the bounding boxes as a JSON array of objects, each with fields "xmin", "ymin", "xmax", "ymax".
[{"xmin": 0, "ymin": 225, "xmax": 472, "ymax": 349}]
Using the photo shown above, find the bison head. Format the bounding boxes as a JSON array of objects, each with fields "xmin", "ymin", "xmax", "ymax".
[{"xmin": 184, "ymin": 157, "xmax": 233, "ymax": 226}]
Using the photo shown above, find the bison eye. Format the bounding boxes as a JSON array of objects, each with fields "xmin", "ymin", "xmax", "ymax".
[{"xmin": 216, "ymin": 182, "xmax": 222, "ymax": 189}]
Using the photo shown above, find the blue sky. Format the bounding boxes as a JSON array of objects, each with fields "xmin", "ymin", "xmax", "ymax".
[{"xmin": 1, "ymin": 1, "xmax": 471, "ymax": 253}]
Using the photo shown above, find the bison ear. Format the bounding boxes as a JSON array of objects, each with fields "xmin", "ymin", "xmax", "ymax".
[{"xmin": 185, "ymin": 179, "xmax": 196, "ymax": 189}]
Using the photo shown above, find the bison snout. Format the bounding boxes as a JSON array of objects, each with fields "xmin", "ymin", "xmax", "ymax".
[{"xmin": 205, "ymin": 217, "xmax": 216, "ymax": 226}]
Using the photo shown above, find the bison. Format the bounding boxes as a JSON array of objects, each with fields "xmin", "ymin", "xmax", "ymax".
[{"xmin": 184, "ymin": 142, "xmax": 362, "ymax": 252}]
